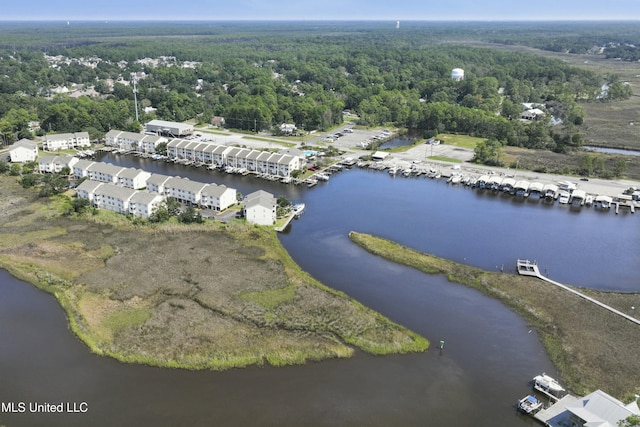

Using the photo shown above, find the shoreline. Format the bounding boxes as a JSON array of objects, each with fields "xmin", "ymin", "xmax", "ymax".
[
  {"xmin": 348, "ymin": 231, "xmax": 640, "ymax": 398},
  {"xmin": 0, "ymin": 175, "xmax": 428, "ymax": 371}
]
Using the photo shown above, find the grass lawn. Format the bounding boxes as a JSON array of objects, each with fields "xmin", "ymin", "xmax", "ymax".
[
  {"xmin": 428, "ymin": 156, "xmax": 462, "ymax": 163},
  {"xmin": 437, "ymin": 133, "xmax": 487, "ymax": 149},
  {"xmin": 242, "ymin": 136, "xmax": 297, "ymax": 148}
]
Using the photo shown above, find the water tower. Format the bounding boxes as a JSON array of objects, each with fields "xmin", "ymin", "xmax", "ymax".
[{"xmin": 451, "ymin": 68, "xmax": 464, "ymax": 81}]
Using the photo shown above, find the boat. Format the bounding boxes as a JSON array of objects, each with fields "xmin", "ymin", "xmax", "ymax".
[
  {"xmin": 517, "ymin": 395, "xmax": 543, "ymax": 414},
  {"xmin": 533, "ymin": 373, "xmax": 565, "ymax": 398},
  {"xmin": 292, "ymin": 203, "xmax": 305, "ymax": 217},
  {"xmin": 388, "ymin": 166, "xmax": 398, "ymax": 175},
  {"xmin": 558, "ymin": 192, "xmax": 570, "ymax": 204}
]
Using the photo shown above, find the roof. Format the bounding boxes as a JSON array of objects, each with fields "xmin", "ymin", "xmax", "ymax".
[
  {"xmin": 43, "ymin": 133, "xmax": 75, "ymax": 141},
  {"xmin": 245, "ymin": 190, "xmax": 275, "ymax": 202},
  {"xmin": 257, "ymin": 151, "xmax": 274, "ymax": 161},
  {"xmin": 566, "ymin": 390, "xmax": 639, "ymax": 427},
  {"xmin": 165, "ymin": 177, "xmax": 208, "ymax": 194},
  {"xmin": 10, "ymin": 139, "xmax": 38, "ymax": 150},
  {"xmin": 118, "ymin": 167, "xmax": 150, "ymax": 180},
  {"xmin": 246, "ymin": 150, "xmax": 262, "ymax": 160},
  {"xmin": 277, "ymin": 154, "xmax": 295, "ymax": 165},
  {"xmin": 244, "ymin": 190, "xmax": 277, "ymax": 209},
  {"xmin": 105, "ymin": 129, "xmax": 123, "ymax": 138},
  {"xmin": 212, "ymin": 145, "xmax": 230, "ymax": 155},
  {"xmin": 571, "ymin": 189, "xmax": 587, "ymax": 199},
  {"xmin": 372, "ymin": 151, "xmax": 390, "ymax": 159},
  {"xmin": 73, "ymin": 159, "xmax": 96, "ymax": 169},
  {"xmin": 95, "ymin": 183, "xmax": 136, "ymax": 200},
  {"xmin": 76, "ymin": 180, "xmax": 103, "ymax": 193},
  {"xmin": 201, "ymin": 184, "xmax": 234, "ymax": 198},
  {"xmin": 145, "ymin": 120, "xmax": 193, "ymax": 132},
  {"xmin": 146, "ymin": 173, "xmax": 172, "ymax": 186},
  {"xmin": 88, "ymin": 162, "xmax": 124, "ymax": 176},
  {"xmin": 130, "ymin": 191, "xmax": 163, "ymax": 205}
]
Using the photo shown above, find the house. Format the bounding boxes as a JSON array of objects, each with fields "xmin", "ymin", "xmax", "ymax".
[
  {"xmin": 200, "ymin": 184, "xmax": 237, "ymax": 211},
  {"xmin": 539, "ymin": 389, "xmax": 640, "ymax": 427},
  {"xmin": 9, "ymin": 139, "xmax": 39, "ymax": 163},
  {"xmin": 521, "ymin": 108, "xmax": 545, "ymax": 121},
  {"xmin": 243, "ymin": 190, "xmax": 277, "ymax": 226},
  {"xmin": 139, "ymin": 134, "xmax": 167, "ymax": 154},
  {"xmin": 37, "ymin": 155, "xmax": 78, "ymax": 173},
  {"xmin": 146, "ymin": 173, "xmax": 173, "ymax": 194},
  {"xmin": 128, "ymin": 191, "xmax": 165, "ymax": 218},
  {"xmin": 211, "ymin": 116, "xmax": 226, "ymax": 128},
  {"xmin": 87, "ymin": 162, "xmax": 124, "ymax": 184},
  {"xmin": 279, "ymin": 123, "xmax": 297, "ymax": 134},
  {"xmin": 75, "ymin": 179, "xmax": 104, "ymax": 203},
  {"xmin": 42, "ymin": 132, "xmax": 90, "ymax": 151},
  {"xmin": 72, "ymin": 159, "xmax": 96, "ymax": 179},
  {"xmin": 92, "ymin": 184, "xmax": 137, "ymax": 215},
  {"xmin": 163, "ymin": 177, "xmax": 207, "ymax": 205},
  {"xmin": 117, "ymin": 168, "xmax": 152, "ymax": 190}
]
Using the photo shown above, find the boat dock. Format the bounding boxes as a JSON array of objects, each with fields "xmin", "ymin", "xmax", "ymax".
[
  {"xmin": 516, "ymin": 260, "xmax": 640, "ymax": 326},
  {"xmin": 533, "ymin": 394, "xmax": 579, "ymax": 426}
]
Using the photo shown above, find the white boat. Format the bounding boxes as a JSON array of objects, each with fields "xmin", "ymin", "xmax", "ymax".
[
  {"xmin": 533, "ymin": 373, "xmax": 565, "ymax": 397},
  {"xmin": 292, "ymin": 203, "xmax": 305, "ymax": 217},
  {"xmin": 517, "ymin": 395, "xmax": 543, "ymax": 414},
  {"xmin": 388, "ymin": 166, "xmax": 398, "ymax": 175},
  {"xmin": 558, "ymin": 192, "xmax": 570, "ymax": 204}
]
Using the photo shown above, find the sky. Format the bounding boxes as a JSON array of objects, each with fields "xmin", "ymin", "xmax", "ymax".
[{"xmin": 3, "ymin": 0, "xmax": 640, "ymax": 21}]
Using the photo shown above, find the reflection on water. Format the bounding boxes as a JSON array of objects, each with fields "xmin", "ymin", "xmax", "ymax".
[{"xmin": 583, "ymin": 146, "xmax": 640, "ymax": 156}]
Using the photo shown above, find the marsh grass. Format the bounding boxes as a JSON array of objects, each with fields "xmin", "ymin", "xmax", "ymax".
[
  {"xmin": 0, "ymin": 175, "xmax": 428, "ymax": 371},
  {"xmin": 348, "ymin": 231, "xmax": 640, "ymax": 398}
]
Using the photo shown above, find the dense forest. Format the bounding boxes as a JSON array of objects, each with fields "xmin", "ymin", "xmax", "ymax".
[{"xmin": 0, "ymin": 21, "xmax": 635, "ymax": 154}]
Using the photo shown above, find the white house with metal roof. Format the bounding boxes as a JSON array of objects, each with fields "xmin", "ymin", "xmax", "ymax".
[
  {"xmin": 128, "ymin": 191, "xmax": 165, "ymax": 218},
  {"xmin": 93, "ymin": 183, "xmax": 136, "ymax": 215},
  {"xmin": 9, "ymin": 139, "xmax": 39, "ymax": 163},
  {"xmin": 75, "ymin": 179, "xmax": 104, "ymax": 203},
  {"xmin": 117, "ymin": 167, "xmax": 152, "ymax": 189},
  {"xmin": 146, "ymin": 173, "xmax": 173, "ymax": 194},
  {"xmin": 42, "ymin": 132, "xmax": 90, "ymax": 151},
  {"xmin": 200, "ymin": 184, "xmax": 237, "ymax": 211},
  {"xmin": 72, "ymin": 159, "xmax": 97, "ymax": 178},
  {"xmin": 87, "ymin": 162, "xmax": 124, "ymax": 184},
  {"xmin": 243, "ymin": 190, "xmax": 277, "ymax": 225},
  {"xmin": 37, "ymin": 155, "xmax": 78, "ymax": 173},
  {"xmin": 537, "ymin": 389, "xmax": 640, "ymax": 427},
  {"xmin": 163, "ymin": 177, "xmax": 208, "ymax": 205}
]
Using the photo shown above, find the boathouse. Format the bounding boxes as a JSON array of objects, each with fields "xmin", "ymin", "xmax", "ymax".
[{"xmin": 535, "ymin": 389, "xmax": 640, "ymax": 427}]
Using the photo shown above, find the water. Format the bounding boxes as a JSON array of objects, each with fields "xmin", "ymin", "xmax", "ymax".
[
  {"xmin": 583, "ymin": 146, "xmax": 640, "ymax": 157},
  {"xmin": 378, "ymin": 136, "xmax": 415, "ymax": 149},
  {"xmin": 1, "ymin": 157, "xmax": 637, "ymax": 426}
]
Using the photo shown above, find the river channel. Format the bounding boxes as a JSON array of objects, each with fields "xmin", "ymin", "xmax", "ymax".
[{"xmin": 1, "ymin": 153, "xmax": 638, "ymax": 426}]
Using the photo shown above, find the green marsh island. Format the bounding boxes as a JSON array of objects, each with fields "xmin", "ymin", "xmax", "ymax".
[{"xmin": 0, "ymin": 175, "xmax": 427, "ymax": 371}]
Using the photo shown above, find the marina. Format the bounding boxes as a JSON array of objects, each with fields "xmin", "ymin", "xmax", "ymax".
[{"xmin": 1, "ymin": 162, "xmax": 639, "ymax": 427}]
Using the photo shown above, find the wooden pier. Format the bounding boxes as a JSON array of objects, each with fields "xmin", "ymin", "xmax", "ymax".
[{"xmin": 516, "ymin": 260, "xmax": 640, "ymax": 326}]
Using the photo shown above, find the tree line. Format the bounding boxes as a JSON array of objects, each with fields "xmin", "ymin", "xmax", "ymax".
[{"xmin": 0, "ymin": 21, "xmax": 632, "ymax": 155}]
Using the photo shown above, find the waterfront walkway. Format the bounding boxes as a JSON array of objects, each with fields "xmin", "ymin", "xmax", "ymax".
[{"xmin": 516, "ymin": 260, "xmax": 640, "ymax": 326}]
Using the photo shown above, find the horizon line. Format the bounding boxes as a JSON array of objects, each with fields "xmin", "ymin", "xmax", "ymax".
[{"xmin": 1, "ymin": 18, "xmax": 640, "ymax": 22}]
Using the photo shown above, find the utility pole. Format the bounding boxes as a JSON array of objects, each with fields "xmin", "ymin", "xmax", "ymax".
[{"xmin": 131, "ymin": 73, "xmax": 139, "ymax": 123}]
